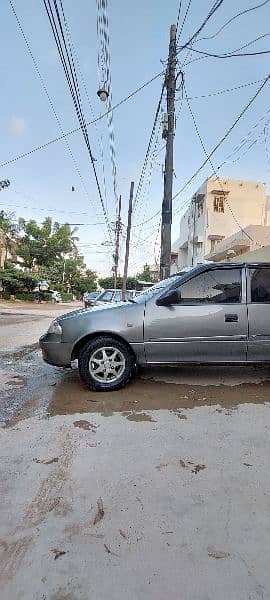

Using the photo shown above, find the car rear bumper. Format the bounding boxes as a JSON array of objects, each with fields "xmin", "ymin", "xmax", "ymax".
[{"xmin": 39, "ymin": 334, "xmax": 73, "ymax": 367}]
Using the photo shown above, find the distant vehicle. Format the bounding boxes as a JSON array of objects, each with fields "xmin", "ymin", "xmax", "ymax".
[
  {"xmin": 84, "ymin": 291, "xmax": 100, "ymax": 308},
  {"xmin": 51, "ymin": 291, "xmax": 62, "ymax": 304},
  {"xmin": 86, "ymin": 289, "xmax": 139, "ymax": 308},
  {"xmin": 40, "ymin": 262, "xmax": 270, "ymax": 391}
]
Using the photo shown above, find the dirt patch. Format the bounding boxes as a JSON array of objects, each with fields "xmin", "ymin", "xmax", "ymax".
[{"xmin": 73, "ymin": 419, "xmax": 97, "ymax": 431}]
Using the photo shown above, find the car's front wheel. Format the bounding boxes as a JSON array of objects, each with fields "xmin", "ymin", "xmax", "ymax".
[{"xmin": 78, "ymin": 336, "xmax": 135, "ymax": 391}]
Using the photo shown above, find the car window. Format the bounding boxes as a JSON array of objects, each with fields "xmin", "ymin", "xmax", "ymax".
[
  {"xmin": 175, "ymin": 268, "xmax": 242, "ymax": 304},
  {"xmin": 125, "ymin": 291, "xmax": 134, "ymax": 300},
  {"xmin": 114, "ymin": 290, "xmax": 122, "ymax": 301},
  {"xmin": 100, "ymin": 291, "xmax": 114, "ymax": 302},
  {"xmin": 250, "ymin": 268, "xmax": 270, "ymax": 302}
]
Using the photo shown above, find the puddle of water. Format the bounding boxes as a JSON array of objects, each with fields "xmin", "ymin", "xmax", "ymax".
[
  {"xmin": 46, "ymin": 368, "xmax": 270, "ymax": 420},
  {"xmin": 8, "ymin": 355, "xmax": 270, "ymax": 425}
]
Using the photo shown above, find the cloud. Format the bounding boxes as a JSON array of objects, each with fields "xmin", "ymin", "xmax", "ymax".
[{"xmin": 8, "ymin": 116, "xmax": 26, "ymax": 137}]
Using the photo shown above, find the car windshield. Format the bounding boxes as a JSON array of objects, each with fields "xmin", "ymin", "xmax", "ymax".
[
  {"xmin": 134, "ymin": 270, "xmax": 201, "ymax": 302},
  {"xmin": 133, "ymin": 277, "xmax": 176, "ymax": 302},
  {"xmin": 98, "ymin": 290, "xmax": 114, "ymax": 302}
]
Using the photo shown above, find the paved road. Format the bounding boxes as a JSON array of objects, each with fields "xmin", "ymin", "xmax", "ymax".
[
  {"xmin": 1, "ymin": 303, "xmax": 270, "ymax": 599},
  {"xmin": 0, "ymin": 300, "xmax": 80, "ymax": 351}
]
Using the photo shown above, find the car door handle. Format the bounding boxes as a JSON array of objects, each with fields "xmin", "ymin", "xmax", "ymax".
[{"xmin": 225, "ymin": 313, "xmax": 238, "ymax": 322}]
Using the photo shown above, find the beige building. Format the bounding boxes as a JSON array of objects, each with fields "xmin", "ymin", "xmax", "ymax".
[
  {"xmin": 173, "ymin": 177, "xmax": 270, "ymax": 269},
  {"xmin": 205, "ymin": 224, "xmax": 270, "ymax": 262}
]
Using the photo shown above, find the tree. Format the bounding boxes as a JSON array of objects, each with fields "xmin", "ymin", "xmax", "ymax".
[
  {"xmin": 0, "ymin": 262, "xmax": 38, "ymax": 294},
  {"xmin": 17, "ymin": 217, "xmax": 75, "ymax": 269},
  {"xmin": 136, "ymin": 263, "xmax": 156, "ymax": 282},
  {"xmin": 0, "ymin": 210, "xmax": 18, "ymax": 268},
  {"xmin": 98, "ymin": 276, "xmax": 137, "ymax": 290},
  {"xmin": 74, "ymin": 269, "xmax": 97, "ymax": 296}
]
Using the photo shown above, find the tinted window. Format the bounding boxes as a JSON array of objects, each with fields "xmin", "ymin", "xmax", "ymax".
[
  {"xmin": 176, "ymin": 269, "xmax": 242, "ymax": 304},
  {"xmin": 126, "ymin": 291, "xmax": 135, "ymax": 300},
  {"xmin": 114, "ymin": 290, "xmax": 122, "ymax": 301},
  {"xmin": 251, "ymin": 268, "xmax": 270, "ymax": 302},
  {"xmin": 100, "ymin": 291, "xmax": 114, "ymax": 302}
]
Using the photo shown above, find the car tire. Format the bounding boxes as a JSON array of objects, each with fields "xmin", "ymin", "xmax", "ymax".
[{"xmin": 78, "ymin": 336, "xmax": 136, "ymax": 391}]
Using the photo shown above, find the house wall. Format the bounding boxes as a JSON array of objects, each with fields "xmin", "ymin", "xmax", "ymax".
[{"xmin": 176, "ymin": 177, "xmax": 268, "ymax": 267}]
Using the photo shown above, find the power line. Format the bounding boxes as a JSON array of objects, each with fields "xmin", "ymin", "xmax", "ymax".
[
  {"xmin": 176, "ymin": 0, "xmax": 183, "ymax": 33},
  {"xmin": 183, "ymin": 83, "xmax": 259, "ymax": 247},
  {"xmin": 8, "ymin": 0, "xmax": 106, "ymax": 231},
  {"xmin": 179, "ymin": 46, "xmax": 270, "ymax": 59},
  {"xmin": 173, "ymin": 75, "xmax": 270, "ymax": 204},
  {"xmin": 0, "ymin": 70, "xmax": 164, "ymax": 170},
  {"xmin": 181, "ymin": 77, "xmax": 268, "ymax": 100},
  {"xmin": 264, "ymin": 125, "xmax": 270, "ymax": 173},
  {"xmin": 133, "ymin": 118, "xmax": 163, "ymax": 247},
  {"xmin": 96, "ymin": 0, "xmax": 119, "ymax": 215},
  {"xmin": 133, "ymin": 82, "xmax": 166, "ymax": 214},
  {"xmin": 43, "ymin": 0, "xmax": 111, "ymax": 238},
  {"xmin": 60, "ymin": 14, "xmax": 109, "ymax": 217},
  {"xmin": 198, "ymin": 0, "xmax": 270, "ymax": 43},
  {"xmin": 179, "ymin": 0, "xmax": 225, "ymax": 52},
  {"xmin": 177, "ymin": 0, "xmax": 192, "ymax": 43}
]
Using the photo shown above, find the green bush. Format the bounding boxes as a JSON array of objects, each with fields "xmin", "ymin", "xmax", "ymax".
[
  {"xmin": 16, "ymin": 292, "xmax": 34, "ymax": 302},
  {"xmin": 62, "ymin": 292, "xmax": 73, "ymax": 302},
  {"xmin": 2, "ymin": 291, "xmax": 11, "ymax": 300}
]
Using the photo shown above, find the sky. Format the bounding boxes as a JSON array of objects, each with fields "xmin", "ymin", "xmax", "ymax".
[{"xmin": 1, "ymin": 0, "xmax": 270, "ymax": 276}]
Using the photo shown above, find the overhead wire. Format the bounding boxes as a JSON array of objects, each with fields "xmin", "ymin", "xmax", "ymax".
[
  {"xmin": 8, "ymin": 0, "xmax": 106, "ymax": 229},
  {"xmin": 181, "ymin": 76, "xmax": 268, "ymax": 100},
  {"xmin": 0, "ymin": 69, "xmax": 165, "ymax": 170},
  {"xmin": 176, "ymin": 0, "xmax": 183, "ymax": 33},
  {"xmin": 96, "ymin": 0, "xmax": 119, "ymax": 215},
  {"xmin": 42, "ymin": 0, "xmax": 111, "ymax": 239},
  {"xmin": 53, "ymin": 1, "xmax": 109, "ymax": 216},
  {"xmin": 132, "ymin": 82, "xmax": 166, "ymax": 214},
  {"xmin": 173, "ymin": 75, "xmax": 270, "ymax": 207},
  {"xmin": 198, "ymin": 0, "xmax": 270, "ymax": 43},
  {"xmin": 183, "ymin": 83, "xmax": 260, "ymax": 246},
  {"xmin": 178, "ymin": 0, "xmax": 225, "ymax": 53},
  {"xmin": 179, "ymin": 46, "xmax": 270, "ymax": 59},
  {"xmin": 132, "ymin": 117, "xmax": 163, "ymax": 247},
  {"xmin": 177, "ymin": 0, "xmax": 192, "ymax": 43}
]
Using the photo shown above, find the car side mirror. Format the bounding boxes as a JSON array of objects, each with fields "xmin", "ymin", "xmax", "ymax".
[{"xmin": 156, "ymin": 289, "xmax": 179, "ymax": 306}]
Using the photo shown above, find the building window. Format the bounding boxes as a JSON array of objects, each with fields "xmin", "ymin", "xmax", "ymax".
[
  {"xmin": 213, "ymin": 196, "xmax": 224, "ymax": 213},
  {"xmin": 197, "ymin": 200, "xmax": 204, "ymax": 217},
  {"xmin": 210, "ymin": 239, "xmax": 217, "ymax": 252},
  {"xmin": 195, "ymin": 242, "xmax": 203, "ymax": 256}
]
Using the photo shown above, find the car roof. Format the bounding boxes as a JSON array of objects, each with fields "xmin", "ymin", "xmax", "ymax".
[
  {"xmin": 174, "ymin": 262, "xmax": 270, "ymax": 278},
  {"xmin": 101, "ymin": 288, "xmax": 135, "ymax": 292}
]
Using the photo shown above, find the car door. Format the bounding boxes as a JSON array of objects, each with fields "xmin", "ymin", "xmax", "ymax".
[
  {"xmin": 144, "ymin": 266, "xmax": 248, "ymax": 363},
  {"xmin": 247, "ymin": 266, "xmax": 270, "ymax": 361}
]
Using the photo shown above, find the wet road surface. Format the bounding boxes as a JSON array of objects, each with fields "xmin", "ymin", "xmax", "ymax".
[{"xmin": 2, "ymin": 308, "xmax": 270, "ymax": 598}]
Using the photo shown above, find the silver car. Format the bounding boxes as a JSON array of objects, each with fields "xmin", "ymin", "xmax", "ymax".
[
  {"xmin": 40, "ymin": 263, "xmax": 270, "ymax": 391},
  {"xmin": 91, "ymin": 288, "xmax": 138, "ymax": 307}
]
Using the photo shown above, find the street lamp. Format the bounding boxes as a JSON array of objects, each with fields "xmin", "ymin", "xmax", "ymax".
[{"xmin": 97, "ymin": 87, "xmax": 109, "ymax": 102}]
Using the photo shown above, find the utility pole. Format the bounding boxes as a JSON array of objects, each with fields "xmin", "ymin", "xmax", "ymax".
[
  {"xmin": 113, "ymin": 195, "xmax": 122, "ymax": 289},
  {"xmin": 160, "ymin": 24, "xmax": 177, "ymax": 280},
  {"xmin": 122, "ymin": 181, "xmax": 134, "ymax": 301}
]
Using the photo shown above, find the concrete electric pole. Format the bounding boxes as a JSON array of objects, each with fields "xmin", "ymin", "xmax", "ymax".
[
  {"xmin": 113, "ymin": 195, "xmax": 122, "ymax": 289},
  {"xmin": 122, "ymin": 181, "xmax": 134, "ymax": 301},
  {"xmin": 160, "ymin": 24, "xmax": 177, "ymax": 280}
]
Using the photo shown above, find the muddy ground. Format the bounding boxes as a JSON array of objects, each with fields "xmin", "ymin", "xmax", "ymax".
[{"xmin": 1, "ymin": 304, "xmax": 270, "ymax": 599}]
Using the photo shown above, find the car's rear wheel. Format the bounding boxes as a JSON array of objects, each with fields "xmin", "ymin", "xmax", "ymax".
[{"xmin": 78, "ymin": 336, "xmax": 135, "ymax": 391}]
